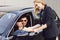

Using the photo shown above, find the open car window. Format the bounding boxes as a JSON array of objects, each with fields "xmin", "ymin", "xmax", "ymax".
[{"xmin": 14, "ymin": 12, "xmax": 34, "ymax": 29}]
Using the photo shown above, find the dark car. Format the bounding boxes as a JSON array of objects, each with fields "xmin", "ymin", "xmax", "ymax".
[{"xmin": 0, "ymin": 7, "xmax": 43, "ymax": 40}]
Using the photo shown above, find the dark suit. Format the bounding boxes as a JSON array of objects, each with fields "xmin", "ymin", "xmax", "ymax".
[{"xmin": 39, "ymin": 5, "xmax": 59, "ymax": 39}]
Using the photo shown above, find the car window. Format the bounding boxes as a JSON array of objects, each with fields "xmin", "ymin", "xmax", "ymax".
[{"xmin": 0, "ymin": 13, "xmax": 16, "ymax": 34}]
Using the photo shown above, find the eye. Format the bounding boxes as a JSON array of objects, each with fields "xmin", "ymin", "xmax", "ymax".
[{"xmin": 24, "ymin": 20, "xmax": 27, "ymax": 22}]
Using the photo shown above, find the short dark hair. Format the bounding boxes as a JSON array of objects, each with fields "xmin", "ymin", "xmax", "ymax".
[{"xmin": 17, "ymin": 15, "xmax": 28, "ymax": 22}]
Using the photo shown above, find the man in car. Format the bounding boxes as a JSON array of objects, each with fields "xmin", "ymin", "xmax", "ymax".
[
  {"xmin": 14, "ymin": 15, "xmax": 43, "ymax": 33},
  {"xmin": 13, "ymin": 15, "xmax": 44, "ymax": 40}
]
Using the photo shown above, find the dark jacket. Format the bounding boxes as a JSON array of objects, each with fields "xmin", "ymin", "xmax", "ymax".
[{"xmin": 40, "ymin": 5, "xmax": 59, "ymax": 38}]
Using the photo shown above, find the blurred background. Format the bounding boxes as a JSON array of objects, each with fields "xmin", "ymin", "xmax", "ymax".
[{"xmin": 0, "ymin": 0, "xmax": 60, "ymax": 18}]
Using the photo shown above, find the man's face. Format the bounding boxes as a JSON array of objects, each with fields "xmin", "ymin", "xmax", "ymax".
[{"xmin": 21, "ymin": 17, "xmax": 28, "ymax": 26}]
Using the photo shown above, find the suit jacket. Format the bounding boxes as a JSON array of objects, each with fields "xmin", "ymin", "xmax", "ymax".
[{"xmin": 40, "ymin": 5, "xmax": 59, "ymax": 38}]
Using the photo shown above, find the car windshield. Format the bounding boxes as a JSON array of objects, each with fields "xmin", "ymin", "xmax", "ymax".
[{"xmin": 0, "ymin": 13, "xmax": 16, "ymax": 34}]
